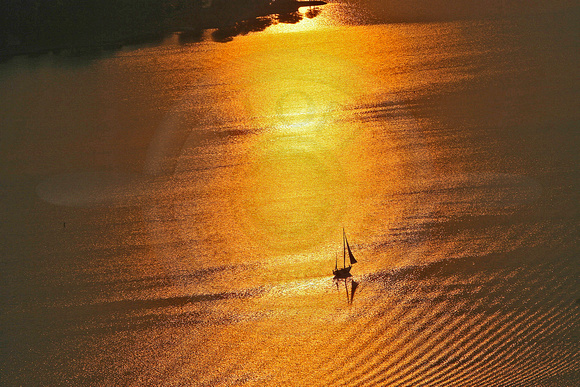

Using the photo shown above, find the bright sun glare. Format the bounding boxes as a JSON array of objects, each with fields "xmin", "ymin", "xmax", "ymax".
[{"xmin": 265, "ymin": 7, "xmax": 328, "ymax": 34}]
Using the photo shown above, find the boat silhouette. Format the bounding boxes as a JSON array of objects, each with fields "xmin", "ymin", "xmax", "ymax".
[{"xmin": 333, "ymin": 229, "xmax": 359, "ymax": 302}]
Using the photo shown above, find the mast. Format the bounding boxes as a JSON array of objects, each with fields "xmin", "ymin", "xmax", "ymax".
[{"xmin": 343, "ymin": 228, "xmax": 346, "ymax": 268}]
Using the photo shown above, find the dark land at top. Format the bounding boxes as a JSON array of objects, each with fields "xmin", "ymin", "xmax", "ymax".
[{"xmin": 0, "ymin": 0, "xmax": 326, "ymax": 59}]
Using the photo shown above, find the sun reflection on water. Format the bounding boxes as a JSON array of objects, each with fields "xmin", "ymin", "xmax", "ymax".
[
  {"xmin": 225, "ymin": 40, "xmax": 375, "ymax": 254},
  {"xmin": 264, "ymin": 6, "xmax": 330, "ymax": 34},
  {"xmin": 148, "ymin": 25, "xmax": 430, "ymax": 278}
]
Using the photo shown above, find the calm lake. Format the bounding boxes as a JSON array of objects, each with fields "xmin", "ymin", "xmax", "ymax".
[{"xmin": 1, "ymin": 2, "xmax": 578, "ymax": 386}]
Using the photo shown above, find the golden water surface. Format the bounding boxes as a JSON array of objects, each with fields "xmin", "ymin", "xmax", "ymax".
[{"xmin": 1, "ymin": 6, "xmax": 578, "ymax": 386}]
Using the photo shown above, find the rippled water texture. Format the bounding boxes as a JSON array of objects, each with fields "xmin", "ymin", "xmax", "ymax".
[{"xmin": 1, "ymin": 5, "xmax": 578, "ymax": 386}]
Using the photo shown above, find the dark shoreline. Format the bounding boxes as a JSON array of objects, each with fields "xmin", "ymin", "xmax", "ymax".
[{"xmin": 0, "ymin": 0, "xmax": 327, "ymax": 61}]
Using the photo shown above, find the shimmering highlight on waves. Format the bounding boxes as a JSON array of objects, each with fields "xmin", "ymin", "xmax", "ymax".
[
  {"xmin": 1, "ymin": 13, "xmax": 578, "ymax": 386},
  {"xmin": 297, "ymin": 251, "xmax": 578, "ymax": 387}
]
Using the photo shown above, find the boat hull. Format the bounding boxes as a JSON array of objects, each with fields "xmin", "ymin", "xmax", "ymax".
[{"xmin": 333, "ymin": 266, "xmax": 352, "ymax": 280}]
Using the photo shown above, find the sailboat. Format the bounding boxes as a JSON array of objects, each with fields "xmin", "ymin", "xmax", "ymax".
[
  {"xmin": 333, "ymin": 229, "xmax": 359, "ymax": 303},
  {"xmin": 333, "ymin": 228, "xmax": 357, "ymax": 280}
]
